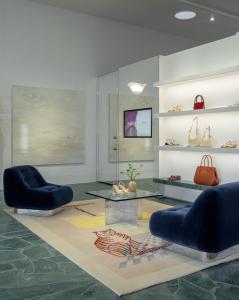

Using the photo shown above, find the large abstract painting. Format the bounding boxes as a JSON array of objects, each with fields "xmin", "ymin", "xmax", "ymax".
[
  {"xmin": 109, "ymin": 94, "xmax": 158, "ymax": 162},
  {"xmin": 12, "ymin": 85, "xmax": 86, "ymax": 165}
]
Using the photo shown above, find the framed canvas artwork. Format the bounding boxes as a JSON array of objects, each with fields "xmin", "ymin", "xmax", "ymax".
[
  {"xmin": 12, "ymin": 85, "xmax": 86, "ymax": 165},
  {"xmin": 124, "ymin": 108, "xmax": 152, "ymax": 138},
  {"xmin": 109, "ymin": 94, "xmax": 158, "ymax": 162}
]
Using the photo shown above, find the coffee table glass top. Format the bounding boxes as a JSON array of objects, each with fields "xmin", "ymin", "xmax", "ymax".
[{"xmin": 87, "ymin": 189, "xmax": 161, "ymax": 201}]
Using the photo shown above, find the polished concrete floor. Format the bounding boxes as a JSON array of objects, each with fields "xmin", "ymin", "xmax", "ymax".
[{"xmin": 0, "ymin": 180, "xmax": 239, "ymax": 300}]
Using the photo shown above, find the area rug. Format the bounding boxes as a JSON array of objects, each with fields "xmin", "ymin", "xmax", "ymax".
[{"xmin": 7, "ymin": 199, "xmax": 239, "ymax": 296}]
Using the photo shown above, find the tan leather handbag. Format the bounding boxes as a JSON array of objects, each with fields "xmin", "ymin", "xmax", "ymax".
[
  {"xmin": 194, "ymin": 155, "xmax": 219, "ymax": 186},
  {"xmin": 201, "ymin": 126, "xmax": 213, "ymax": 147},
  {"xmin": 188, "ymin": 117, "xmax": 201, "ymax": 147}
]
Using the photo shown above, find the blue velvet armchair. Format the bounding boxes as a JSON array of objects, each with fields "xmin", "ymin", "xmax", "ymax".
[
  {"xmin": 4, "ymin": 165, "xmax": 73, "ymax": 211},
  {"xmin": 150, "ymin": 182, "xmax": 239, "ymax": 253}
]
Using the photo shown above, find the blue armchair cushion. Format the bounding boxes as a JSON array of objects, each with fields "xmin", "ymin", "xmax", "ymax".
[
  {"xmin": 150, "ymin": 182, "xmax": 239, "ymax": 253},
  {"xmin": 4, "ymin": 165, "xmax": 73, "ymax": 210}
]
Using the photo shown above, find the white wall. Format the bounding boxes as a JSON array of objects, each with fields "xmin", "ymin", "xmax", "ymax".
[
  {"xmin": 0, "ymin": 0, "xmax": 198, "ymax": 186},
  {"xmin": 158, "ymin": 35, "xmax": 239, "ymax": 202},
  {"xmin": 0, "ymin": 0, "xmax": 97, "ymax": 185},
  {"xmin": 160, "ymin": 35, "xmax": 239, "ymax": 83}
]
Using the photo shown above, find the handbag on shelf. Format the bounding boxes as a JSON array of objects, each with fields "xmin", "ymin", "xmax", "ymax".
[
  {"xmin": 193, "ymin": 95, "xmax": 205, "ymax": 110},
  {"xmin": 188, "ymin": 117, "xmax": 201, "ymax": 147},
  {"xmin": 194, "ymin": 155, "xmax": 219, "ymax": 186},
  {"xmin": 201, "ymin": 126, "xmax": 213, "ymax": 147}
]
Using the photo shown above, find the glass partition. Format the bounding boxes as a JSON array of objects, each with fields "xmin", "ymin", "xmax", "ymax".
[
  {"xmin": 97, "ymin": 71, "xmax": 119, "ymax": 184},
  {"xmin": 117, "ymin": 57, "xmax": 159, "ymax": 192},
  {"xmin": 97, "ymin": 57, "xmax": 159, "ymax": 192}
]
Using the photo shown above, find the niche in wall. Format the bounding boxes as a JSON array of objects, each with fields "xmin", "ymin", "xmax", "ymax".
[
  {"xmin": 12, "ymin": 85, "xmax": 86, "ymax": 165},
  {"xmin": 109, "ymin": 94, "xmax": 157, "ymax": 162}
]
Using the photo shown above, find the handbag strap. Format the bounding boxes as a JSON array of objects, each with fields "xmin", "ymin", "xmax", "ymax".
[
  {"xmin": 208, "ymin": 126, "xmax": 211, "ymax": 138},
  {"xmin": 207, "ymin": 154, "xmax": 213, "ymax": 167},
  {"xmin": 189, "ymin": 116, "xmax": 199, "ymax": 133},
  {"xmin": 194, "ymin": 95, "xmax": 204, "ymax": 103},
  {"xmin": 194, "ymin": 95, "xmax": 205, "ymax": 104},
  {"xmin": 200, "ymin": 155, "xmax": 207, "ymax": 166},
  {"xmin": 202, "ymin": 126, "xmax": 211, "ymax": 139},
  {"xmin": 200, "ymin": 154, "xmax": 213, "ymax": 167},
  {"xmin": 202, "ymin": 128, "xmax": 207, "ymax": 139}
]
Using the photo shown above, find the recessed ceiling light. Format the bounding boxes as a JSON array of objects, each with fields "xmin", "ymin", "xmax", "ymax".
[{"xmin": 175, "ymin": 11, "xmax": 197, "ymax": 20}]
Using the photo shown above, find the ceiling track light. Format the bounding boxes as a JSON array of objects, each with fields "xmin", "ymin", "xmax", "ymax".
[
  {"xmin": 178, "ymin": 0, "xmax": 239, "ymax": 21},
  {"xmin": 210, "ymin": 13, "xmax": 215, "ymax": 22}
]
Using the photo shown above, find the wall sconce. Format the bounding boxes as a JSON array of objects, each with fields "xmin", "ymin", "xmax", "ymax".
[{"xmin": 128, "ymin": 82, "xmax": 147, "ymax": 95}]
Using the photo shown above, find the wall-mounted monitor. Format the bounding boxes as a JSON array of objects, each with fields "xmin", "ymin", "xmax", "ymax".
[{"xmin": 124, "ymin": 108, "xmax": 152, "ymax": 138}]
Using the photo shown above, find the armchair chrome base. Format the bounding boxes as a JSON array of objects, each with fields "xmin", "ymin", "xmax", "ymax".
[
  {"xmin": 162, "ymin": 242, "xmax": 239, "ymax": 263},
  {"xmin": 14, "ymin": 207, "xmax": 64, "ymax": 217}
]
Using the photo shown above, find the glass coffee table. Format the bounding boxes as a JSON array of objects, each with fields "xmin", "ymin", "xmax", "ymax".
[{"xmin": 87, "ymin": 189, "xmax": 161, "ymax": 225}]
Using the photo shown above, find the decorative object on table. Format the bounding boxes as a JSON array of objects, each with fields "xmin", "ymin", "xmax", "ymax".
[
  {"xmin": 120, "ymin": 163, "xmax": 143, "ymax": 192},
  {"xmin": 221, "ymin": 141, "xmax": 237, "ymax": 148},
  {"xmin": 164, "ymin": 139, "xmax": 180, "ymax": 146},
  {"xmin": 128, "ymin": 181, "xmax": 137, "ymax": 193},
  {"xmin": 188, "ymin": 117, "xmax": 201, "ymax": 147},
  {"xmin": 201, "ymin": 126, "xmax": 213, "ymax": 147},
  {"xmin": 168, "ymin": 104, "xmax": 182, "ymax": 112},
  {"xmin": 194, "ymin": 154, "xmax": 219, "ymax": 186},
  {"xmin": 112, "ymin": 183, "xmax": 129, "ymax": 194},
  {"xmin": 193, "ymin": 95, "xmax": 205, "ymax": 110},
  {"xmin": 169, "ymin": 175, "xmax": 181, "ymax": 181}
]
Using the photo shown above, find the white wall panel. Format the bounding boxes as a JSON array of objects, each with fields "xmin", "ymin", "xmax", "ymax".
[{"xmin": 159, "ymin": 36, "xmax": 239, "ymax": 201}]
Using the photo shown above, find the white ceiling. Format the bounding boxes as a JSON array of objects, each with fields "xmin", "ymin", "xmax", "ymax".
[{"xmin": 28, "ymin": 0, "xmax": 239, "ymax": 43}]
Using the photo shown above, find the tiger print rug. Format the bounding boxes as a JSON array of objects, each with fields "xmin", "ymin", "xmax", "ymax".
[{"xmin": 7, "ymin": 199, "xmax": 239, "ymax": 296}]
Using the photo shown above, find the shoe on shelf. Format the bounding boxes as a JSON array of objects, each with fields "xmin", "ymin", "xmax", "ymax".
[
  {"xmin": 169, "ymin": 175, "xmax": 181, "ymax": 181},
  {"xmin": 221, "ymin": 141, "xmax": 237, "ymax": 148},
  {"xmin": 168, "ymin": 105, "xmax": 182, "ymax": 112},
  {"xmin": 165, "ymin": 139, "xmax": 180, "ymax": 146}
]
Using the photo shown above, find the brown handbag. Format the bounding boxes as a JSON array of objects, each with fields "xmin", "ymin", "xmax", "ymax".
[{"xmin": 194, "ymin": 155, "xmax": 219, "ymax": 186}]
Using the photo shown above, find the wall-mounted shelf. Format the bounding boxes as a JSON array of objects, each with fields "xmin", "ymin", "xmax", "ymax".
[
  {"xmin": 153, "ymin": 177, "xmax": 208, "ymax": 191},
  {"xmin": 153, "ymin": 105, "xmax": 239, "ymax": 118},
  {"xmin": 153, "ymin": 65, "xmax": 239, "ymax": 87},
  {"xmin": 157, "ymin": 146, "xmax": 239, "ymax": 154}
]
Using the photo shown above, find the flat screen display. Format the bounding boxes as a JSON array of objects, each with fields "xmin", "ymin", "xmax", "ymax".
[{"xmin": 124, "ymin": 108, "xmax": 152, "ymax": 138}]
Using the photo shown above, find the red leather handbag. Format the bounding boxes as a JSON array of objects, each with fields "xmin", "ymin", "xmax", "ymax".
[{"xmin": 194, "ymin": 95, "xmax": 205, "ymax": 110}]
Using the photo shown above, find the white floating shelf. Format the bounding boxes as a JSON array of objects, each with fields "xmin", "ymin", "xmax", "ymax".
[
  {"xmin": 153, "ymin": 65, "xmax": 239, "ymax": 87},
  {"xmin": 156, "ymin": 146, "xmax": 239, "ymax": 154},
  {"xmin": 154, "ymin": 105, "xmax": 239, "ymax": 118}
]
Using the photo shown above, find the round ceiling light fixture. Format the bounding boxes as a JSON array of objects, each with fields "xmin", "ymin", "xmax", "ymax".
[{"xmin": 174, "ymin": 11, "xmax": 197, "ymax": 20}]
